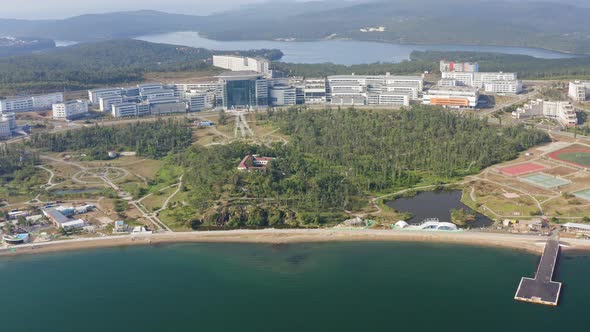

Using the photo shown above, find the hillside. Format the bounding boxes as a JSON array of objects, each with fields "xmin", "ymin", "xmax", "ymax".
[
  {"xmin": 0, "ymin": 39, "xmax": 282, "ymax": 95},
  {"xmin": 1, "ymin": 1, "xmax": 590, "ymax": 54}
]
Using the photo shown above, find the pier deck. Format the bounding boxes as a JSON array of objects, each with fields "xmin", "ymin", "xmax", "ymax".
[{"xmin": 514, "ymin": 234, "xmax": 561, "ymax": 306}]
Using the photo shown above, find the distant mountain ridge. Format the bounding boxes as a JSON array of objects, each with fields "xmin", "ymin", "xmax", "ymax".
[{"xmin": 1, "ymin": 1, "xmax": 590, "ymax": 54}]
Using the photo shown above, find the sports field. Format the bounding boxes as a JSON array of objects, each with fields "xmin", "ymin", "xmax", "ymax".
[
  {"xmin": 498, "ymin": 163, "xmax": 547, "ymax": 176},
  {"xmin": 573, "ymin": 189, "xmax": 590, "ymax": 201},
  {"xmin": 548, "ymin": 145, "xmax": 590, "ymax": 168},
  {"xmin": 520, "ymin": 173, "xmax": 571, "ymax": 189}
]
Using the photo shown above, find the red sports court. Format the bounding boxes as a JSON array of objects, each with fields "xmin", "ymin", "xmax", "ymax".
[{"xmin": 498, "ymin": 163, "xmax": 547, "ymax": 176}]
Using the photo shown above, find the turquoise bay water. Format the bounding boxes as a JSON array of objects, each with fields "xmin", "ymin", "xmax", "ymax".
[{"xmin": 1, "ymin": 242, "xmax": 589, "ymax": 332}]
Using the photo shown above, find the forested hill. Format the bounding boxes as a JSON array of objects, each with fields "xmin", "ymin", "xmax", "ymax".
[
  {"xmin": 2, "ymin": 1, "xmax": 590, "ymax": 54},
  {"xmin": 166, "ymin": 107, "xmax": 550, "ymax": 229},
  {"xmin": 0, "ymin": 39, "xmax": 282, "ymax": 95},
  {"xmin": 273, "ymin": 51, "xmax": 590, "ymax": 80},
  {"xmin": 29, "ymin": 120, "xmax": 192, "ymax": 160}
]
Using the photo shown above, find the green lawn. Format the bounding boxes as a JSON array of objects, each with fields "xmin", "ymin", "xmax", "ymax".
[{"xmin": 557, "ymin": 152, "xmax": 590, "ymax": 167}]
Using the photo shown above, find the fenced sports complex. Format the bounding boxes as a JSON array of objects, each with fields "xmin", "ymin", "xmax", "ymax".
[
  {"xmin": 520, "ymin": 173, "xmax": 571, "ymax": 189},
  {"xmin": 498, "ymin": 163, "xmax": 547, "ymax": 177},
  {"xmin": 548, "ymin": 145, "xmax": 590, "ymax": 168},
  {"xmin": 573, "ymin": 189, "xmax": 590, "ymax": 201}
]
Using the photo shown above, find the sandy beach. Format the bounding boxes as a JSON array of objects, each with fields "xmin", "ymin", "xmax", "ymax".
[{"xmin": 2, "ymin": 229, "xmax": 590, "ymax": 257}]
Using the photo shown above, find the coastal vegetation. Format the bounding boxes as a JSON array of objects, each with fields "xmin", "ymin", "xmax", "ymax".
[
  {"xmin": 161, "ymin": 107, "xmax": 549, "ymax": 229},
  {"xmin": 28, "ymin": 120, "xmax": 192, "ymax": 159}
]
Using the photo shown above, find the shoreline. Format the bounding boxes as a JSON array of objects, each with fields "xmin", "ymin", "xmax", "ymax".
[{"xmin": 3, "ymin": 229, "xmax": 590, "ymax": 258}]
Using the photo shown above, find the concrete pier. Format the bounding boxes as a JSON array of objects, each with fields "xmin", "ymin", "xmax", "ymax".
[{"xmin": 514, "ymin": 234, "xmax": 562, "ymax": 306}]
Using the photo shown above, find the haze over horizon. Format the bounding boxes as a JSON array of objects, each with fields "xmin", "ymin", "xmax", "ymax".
[{"xmin": 3, "ymin": 0, "xmax": 588, "ymax": 20}]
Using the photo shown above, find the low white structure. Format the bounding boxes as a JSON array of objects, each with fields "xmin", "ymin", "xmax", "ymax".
[
  {"xmin": 512, "ymin": 99, "xmax": 578, "ymax": 127},
  {"xmin": 52, "ymin": 100, "xmax": 89, "ymax": 120},
  {"xmin": 423, "ymin": 86, "xmax": 479, "ymax": 108},
  {"xmin": 562, "ymin": 223, "xmax": 590, "ymax": 234},
  {"xmin": 394, "ymin": 219, "xmax": 459, "ymax": 231},
  {"xmin": 99, "ymin": 95, "xmax": 123, "ymax": 112},
  {"xmin": 88, "ymin": 88, "xmax": 122, "ymax": 104}
]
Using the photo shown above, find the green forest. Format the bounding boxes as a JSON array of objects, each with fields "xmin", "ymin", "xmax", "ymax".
[
  {"xmin": 0, "ymin": 39, "xmax": 282, "ymax": 95},
  {"xmin": 28, "ymin": 120, "xmax": 192, "ymax": 159},
  {"xmin": 274, "ymin": 51, "xmax": 590, "ymax": 79},
  {"xmin": 163, "ymin": 107, "xmax": 549, "ymax": 229},
  {"xmin": 0, "ymin": 144, "xmax": 42, "ymax": 202}
]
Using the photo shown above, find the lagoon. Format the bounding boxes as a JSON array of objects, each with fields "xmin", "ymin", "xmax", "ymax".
[{"xmin": 137, "ymin": 31, "xmax": 579, "ymax": 65}]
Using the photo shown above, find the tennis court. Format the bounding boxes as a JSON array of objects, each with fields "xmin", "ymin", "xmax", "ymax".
[
  {"xmin": 498, "ymin": 163, "xmax": 547, "ymax": 177},
  {"xmin": 573, "ymin": 189, "xmax": 590, "ymax": 201},
  {"xmin": 520, "ymin": 173, "xmax": 570, "ymax": 189}
]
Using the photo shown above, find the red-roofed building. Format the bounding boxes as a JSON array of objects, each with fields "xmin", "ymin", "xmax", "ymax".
[{"xmin": 238, "ymin": 155, "xmax": 274, "ymax": 171}]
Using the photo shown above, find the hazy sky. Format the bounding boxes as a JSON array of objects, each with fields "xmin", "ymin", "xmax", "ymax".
[{"xmin": 1, "ymin": 0, "xmax": 273, "ymax": 19}]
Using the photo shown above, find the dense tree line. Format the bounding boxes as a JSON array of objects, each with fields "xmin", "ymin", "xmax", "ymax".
[
  {"xmin": 0, "ymin": 144, "xmax": 39, "ymax": 183},
  {"xmin": 0, "ymin": 39, "xmax": 282, "ymax": 95},
  {"xmin": 167, "ymin": 107, "xmax": 549, "ymax": 228},
  {"xmin": 273, "ymin": 51, "xmax": 590, "ymax": 79},
  {"xmin": 29, "ymin": 120, "xmax": 192, "ymax": 159},
  {"xmin": 0, "ymin": 145, "xmax": 42, "ymax": 202}
]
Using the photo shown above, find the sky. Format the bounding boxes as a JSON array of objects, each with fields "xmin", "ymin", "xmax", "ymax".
[{"xmin": 1, "ymin": 0, "xmax": 273, "ymax": 19}]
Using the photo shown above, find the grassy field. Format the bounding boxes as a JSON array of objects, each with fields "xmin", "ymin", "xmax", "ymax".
[{"xmin": 555, "ymin": 152, "xmax": 590, "ymax": 167}]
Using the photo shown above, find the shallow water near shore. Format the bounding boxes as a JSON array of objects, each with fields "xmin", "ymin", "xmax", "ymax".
[{"xmin": 1, "ymin": 242, "xmax": 589, "ymax": 332}]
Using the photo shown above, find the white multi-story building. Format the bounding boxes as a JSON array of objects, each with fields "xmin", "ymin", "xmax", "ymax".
[
  {"xmin": 269, "ymin": 85, "xmax": 297, "ymax": 106},
  {"xmin": 99, "ymin": 95, "xmax": 123, "ymax": 112},
  {"xmin": 0, "ymin": 112, "xmax": 16, "ymax": 138},
  {"xmin": 0, "ymin": 118, "xmax": 11, "ymax": 138},
  {"xmin": 112, "ymin": 103, "xmax": 139, "ymax": 118},
  {"xmin": 186, "ymin": 91, "xmax": 214, "ymax": 112},
  {"xmin": 513, "ymin": 99, "xmax": 578, "ymax": 127},
  {"xmin": 0, "ymin": 92, "xmax": 63, "ymax": 113},
  {"xmin": 52, "ymin": 100, "xmax": 89, "ymax": 120},
  {"xmin": 484, "ymin": 80, "xmax": 523, "ymax": 94},
  {"xmin": 213, "ymin": 55, "xmax": 271, "ymax": 77},
  {"xmin": 423, "ymin": 86, "xmax": 479, "ymax": 108},
  {"xmin": 440, "ymin": 60, "xmax": 479, "ymax": 73},
  {"xmin": 568, "ymin": 81, "xmax": 590, "ymax": 102},
  {"xmin": 327, "ymin": 74, "xmax": 423, "ymax": 105},
  {"xmin": 31, "ymin": 93, "xmax": 64, "ymax": 110},
  {"xmin": 141, "ymin": 89, "xmax": 175, "ymax": 101},
  {"xmin": 303, "ymin": 78, "xmax": 327, "ymax": 104},
  {"xmin": 88, "ymin": 88, "xmax": 122, "ymax": 104},
  {"xmin": 0, "ymin": 97, "xmax": 34, "ymax": 113},
  {"xmin": 441, "ymin": 72, "xmax": 522, "ymax": 93}
]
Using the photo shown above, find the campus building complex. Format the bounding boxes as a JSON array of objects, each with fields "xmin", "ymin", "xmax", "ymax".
[
  {"xmin": 512, "ymin": 99, "xmax": 578, "ymax": 127},
  {"xmin": 52, "ymin": 100, "xmax": 89, "ymax": 120},
  {"xmin": 213, "ymin": 55, "xmax": 271, "ymax": 77},
  {"xmin": 326, "ymin": 74, "xmax": 423, "ymax": 106},
  {"xmin": 568, "ymin": 81, "xmax": 590, "ymax": 102}
]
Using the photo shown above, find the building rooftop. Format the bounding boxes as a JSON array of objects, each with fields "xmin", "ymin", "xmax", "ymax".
[
  {"xmin": 216, "ymin": 71, "xmax": 263, "ymax": 80},
  {"xmin": 562, "ymin": 223, "xmax": 590, "ymax": 230},
  {"xmin": 42, "ymin": 208, "xmax": 70, "ymax": 225}
]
